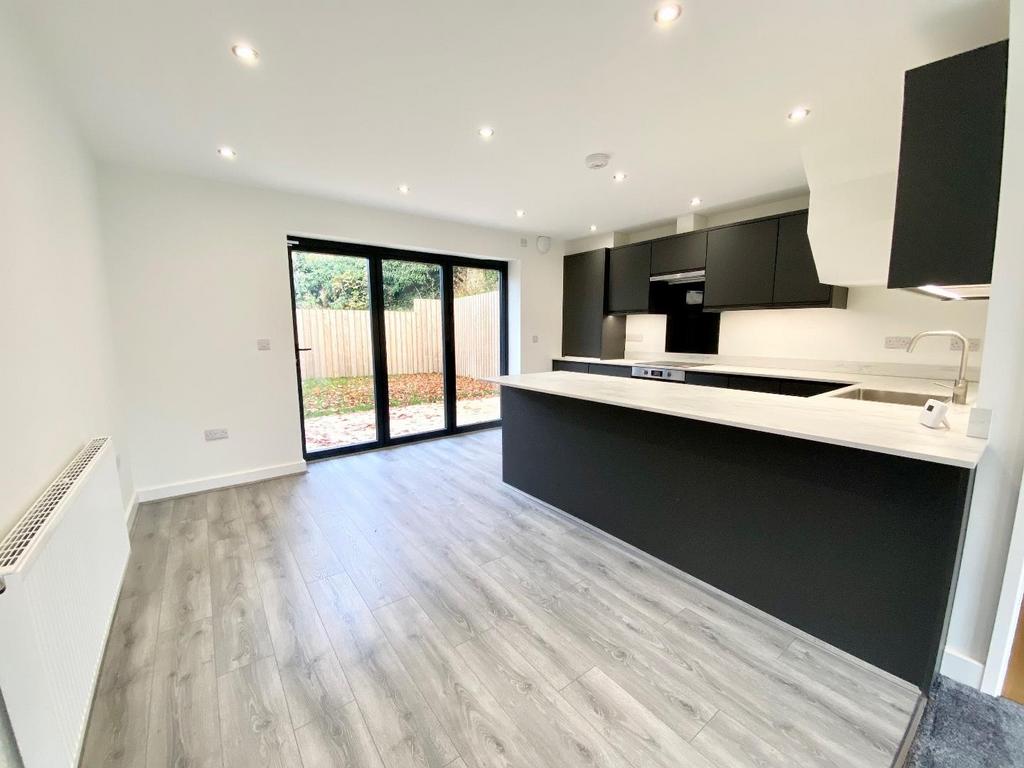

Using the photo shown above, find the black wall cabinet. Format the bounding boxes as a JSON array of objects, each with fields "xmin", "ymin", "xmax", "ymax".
[
  {"xmin": 703, "ymin": 213, "xmax": 847, "ymax": 311},
  {"xmin": 774, "ymin": 213, "xmax": 846, "ymax": 307},
  {"xmin": 608, "ymin": 243, "xmax": 652, "ymax": 313},
  {"xmin": 704, "ymin": 219, "xmax": 779, "ymax": 309},
  {"xmin": 651, "ymin": 232, "xmax": 707, "ymax": 275},
  {"xmin": 561, "ymin": 249, "xmax": 625, "ymax": 359},
  {"xmin": 889, "ymin": 40, "xmax": 1007, "ymax": 289}
]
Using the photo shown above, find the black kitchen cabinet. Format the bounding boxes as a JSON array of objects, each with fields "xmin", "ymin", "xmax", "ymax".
[
  {"xmin": 729, "ymin": 375, "xmax": 782, "ymax": 394},
  {"xmin": 685, "ymin": 370, "xmax": 846, "ymax": 397},
  {"xmin": 561, "ymin": 249, "xmax": 625, "ymax": 358},
  {"xmin": 703, "ymin": 219, "xmax": 779, "ymax": 310},
  {"xmin": 587, "ymin": 363, "xmax": 632, "ymax": 378},
  {"xmin": 608, "ymin": 243, "xmax": 652, "ymax": 313},
  {"xmin": 552, "ymin": 360, "xmax": 589, "ymax": 373},
  {"xmin": 651, "ymin": 232, "xmax": 707, "ymax": 275},
  {"xmin": 889, "ymin": 40, "xmax": 1007, "ymax": 289},
  {"xmin": 773, "ymin": 213, "xmax": 847, "ymax": 308},
  {"xmin": 778, "ymin": 378, "xmax": 846, "ymax": 397},
  {"xmin": 552, "ymin": 360, "xmax": 632, "ymax": 377},
  {"xmin": 684, "ymin": 371, "xmax": 730, "ymax": 388}
]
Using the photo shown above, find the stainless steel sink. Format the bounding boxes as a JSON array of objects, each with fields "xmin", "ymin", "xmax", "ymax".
[{"xmin": 830, "ymin": 388, "xmax": 939, "ymax": 407}]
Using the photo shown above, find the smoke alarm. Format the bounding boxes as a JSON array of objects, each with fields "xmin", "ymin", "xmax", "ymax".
[{"xmin": 585, "ymin": 153, "xmax": 611, "ymax": 170}]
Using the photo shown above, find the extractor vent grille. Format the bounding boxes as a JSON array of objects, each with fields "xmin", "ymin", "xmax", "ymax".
[{"xmin": 0, "ymin": 438, "xmax": 108, "ymax": 572}]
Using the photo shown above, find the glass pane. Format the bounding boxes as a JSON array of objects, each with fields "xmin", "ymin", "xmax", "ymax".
[
  {"xmin": 382, "ymin": 259, "xmax": 445, "ymax": 438},
  {"xmin": 454, "ymin": 266, "xmax": 502, "ymax": 426},
  {"xmin": 292, "ymin": 251, "xmax": 377, "ymax": 453}
]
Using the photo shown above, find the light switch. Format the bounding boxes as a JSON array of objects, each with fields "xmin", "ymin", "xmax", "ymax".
[
  {"xmin": 256, "ymin": 338, "xmax": 271, "ymax": 351},
  {"xmin": 204, "ymin": 428, "xmax": 229, "ymax": 441}
]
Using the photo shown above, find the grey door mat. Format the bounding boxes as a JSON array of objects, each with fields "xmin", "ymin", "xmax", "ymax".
[{"xmin": 908, "ymin": 675, "xmax": 1024, "ymax": 767}]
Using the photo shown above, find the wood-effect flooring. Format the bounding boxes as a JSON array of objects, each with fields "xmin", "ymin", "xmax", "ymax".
[{"xmin": 80, "ymin": 429, "xmax": 918, "ymax": 768}]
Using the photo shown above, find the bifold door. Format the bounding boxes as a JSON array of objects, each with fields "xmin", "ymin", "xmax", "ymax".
[{"xmin": 288, "ymin": 238, "xmax": 508, "ymax": 459}]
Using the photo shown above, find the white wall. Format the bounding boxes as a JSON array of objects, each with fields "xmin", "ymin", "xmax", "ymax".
[
  {"xmin": 0, "ymin": 5, "xmax": 132, "ymax": 764},
  {"xmin": 719, "ymin": 288, "xmax": 989, "ymax": 368},
  {"xmin": 957, "ymin": 0, "xmax": 1024, "ymax": 691},
  {"xmin": 0, "ymin": 8, "xmax": 133, "ymax": 527},
  {"xmin": 99, "ymin": 164, "xmax": 563, "ymax": 496}
]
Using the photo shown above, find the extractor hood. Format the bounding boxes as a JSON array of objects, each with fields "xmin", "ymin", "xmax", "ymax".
[{"xmin": 649, "ymin": 269, "xmax": 705, "ymax": 285}]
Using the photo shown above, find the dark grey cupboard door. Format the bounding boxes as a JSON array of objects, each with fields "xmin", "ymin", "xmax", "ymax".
[
  {"xmin": 704, "ymin": 219, "xmax": 779, "ymax": 309},
  {"xmin": 889, "ymin": 40, "xmax": 1007, "ymax": 288},
  {"xmin": 608, "ymin": 243, "xmax": 651, "ymax": 313},
  {"xmin": 651, "ymin": 232, "xmax": 707, "ymax": 275},
  {"xmin": 562, "ymin": 249, "xmax": 607, "ymax": 357},
  {"xmin": 772, "ymin": 213, "xmax": 832, "ymax": 305}
]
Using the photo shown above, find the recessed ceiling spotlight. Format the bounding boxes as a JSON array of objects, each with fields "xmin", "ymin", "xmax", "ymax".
[
  {"xmin": 397, "ymin": 184, "xmax": 410, "ymax": 195},
  {"xmin": 217, "ymin": 146, "xmax": 238, "ymax": 160},
  {"xmin": 654, "ymin": 3, "xmax": 683, "ymax": 24},
  {"xmin": 590, "ymin": 224, "xmax": 598, "ymax": 232},
  {"xmin": 515, "ymin": 209, "xmax": 526, "ymax": 218},
  {"xmin": 787, "ymin": 106, "xmax": 811, "ymax": 123},
  {"xmin": 690, "ymin": 196, "xmax": 702, "ymax": 207},
  {"xmin": 612, "ymin": 172, "xmax": 627, "ymax": 183},
  {"xmin": 479, "ymin": 126, "xmax": 495, "ymax": 139},
  {"xmin": 231, "ymin": 44, "xmax": 259, "ymax": 64}
]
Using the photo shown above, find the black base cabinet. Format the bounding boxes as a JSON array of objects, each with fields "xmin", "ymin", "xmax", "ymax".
[
  {"xmin": 501, "ymin": 387, "xmax": 973, "ymax": 691},
  {"xmin": 553, "ymin": 360, "xmax": 632, "ymax": 377},
  {"xmin": 684, "ymin": 371, "xmax": 846, "ymax": 397}
]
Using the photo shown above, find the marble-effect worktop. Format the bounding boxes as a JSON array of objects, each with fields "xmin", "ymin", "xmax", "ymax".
[{"xmin": 493, "ymin": 366, "xmax": 986, "ymax": 468}]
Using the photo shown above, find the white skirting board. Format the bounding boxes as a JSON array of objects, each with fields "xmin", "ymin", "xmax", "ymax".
[
  {"xmin": 136, "ymin": 460, "xmax": 307, "ymax": 502},
  {"xmin": 940, "ymin": 646, "xmax": 985, "ymax": 689},
  {"xmin": 124, "ymin": 491, "xmax": 139, "ymax": 529}
]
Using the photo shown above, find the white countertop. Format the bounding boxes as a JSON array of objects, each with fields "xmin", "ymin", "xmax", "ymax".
[{"xmin": 492, "ymin": 370, "xmax": 986, "ymax": 468}]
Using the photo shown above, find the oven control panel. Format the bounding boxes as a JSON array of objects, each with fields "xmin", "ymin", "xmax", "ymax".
[{"xmin": 630, "ymin": 366, "xmax": 687, "ymax": 382}]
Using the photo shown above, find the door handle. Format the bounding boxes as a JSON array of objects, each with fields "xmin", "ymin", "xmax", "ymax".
[{"xmin": 297, "ymin": 347, "xmax": 312, "ymax": 352}]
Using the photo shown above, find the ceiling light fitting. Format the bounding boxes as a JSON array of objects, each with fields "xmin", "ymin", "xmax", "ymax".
[
  {"xmin": 612, "ymin": 172, "xmax": 627, "ymax": 183},
  {"xmin": 787, "ymin": 106, "xmax": 811, "ymax": 123},
  {"xmin": 217, "ymin": 146, "xmax": 238, "ymax": 159},
  {"xmin": 479, "ymin": 126, "xmax": 495, "ymax": 139},
  {"xmin": 654, "ymin": 3, "xmax": 683, "ymax": 24},
  {"xmin": 231, "ymin": 44, "xmax": 259, "ymax": 64}
]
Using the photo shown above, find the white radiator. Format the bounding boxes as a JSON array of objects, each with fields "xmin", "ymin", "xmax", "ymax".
[{"xmin": 0, "ymin": 438, "xmax": 130, "ymax": 767}]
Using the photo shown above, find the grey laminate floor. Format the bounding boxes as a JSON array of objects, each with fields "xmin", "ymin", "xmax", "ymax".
[{"xmin": 81, "ymin": 429, "xmax": 918, "ymax": 768}]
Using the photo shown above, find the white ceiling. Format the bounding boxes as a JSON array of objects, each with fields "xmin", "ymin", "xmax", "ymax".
[{"xmin": 16, "ymin": 0, "xmax": 1009, "ymax": 239}]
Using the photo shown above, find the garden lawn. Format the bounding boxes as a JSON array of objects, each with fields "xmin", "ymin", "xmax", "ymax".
[{"xmin": 302, "ymin": 373, "xmax": 498, "ymax": 417}]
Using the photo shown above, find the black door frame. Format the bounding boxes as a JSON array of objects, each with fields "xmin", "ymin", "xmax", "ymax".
[{"xmin": 287, "ymin": 236, "xmax": 509, "ymax": 461}]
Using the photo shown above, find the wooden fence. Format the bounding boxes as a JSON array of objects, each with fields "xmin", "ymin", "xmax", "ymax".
[{"xmin": 296, "ymin": 292, "xmax": 500, "ymax": 380}]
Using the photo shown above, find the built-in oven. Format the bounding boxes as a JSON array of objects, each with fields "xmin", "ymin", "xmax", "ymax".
[{"xmin": 630, "ymin": 361, "xmax": 707, "ymax": 382}]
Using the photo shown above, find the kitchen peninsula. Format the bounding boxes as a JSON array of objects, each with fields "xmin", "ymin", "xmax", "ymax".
[{"xmin": 493, "ymin": 368, "xmax": 985, "ymax": 691}]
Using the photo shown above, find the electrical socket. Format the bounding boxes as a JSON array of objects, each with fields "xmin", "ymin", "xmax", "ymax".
[
  {"xmin": 885, "ymin": 336, "xmax": 913, "ymax": 350},
  {"xmin": 949, "ymin": 337, "xmax": 982, "ymax": 352},
  {"xmin": 204, "ymin": 428, "xmax": 229, "ymax": 441},
  {"xmin": 519, "ymin": 237, "xmax": 528, "ymax": 248},
  {"xmin": 256, "ymin": 338, "xmax": 271, "ymax": 351}
]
